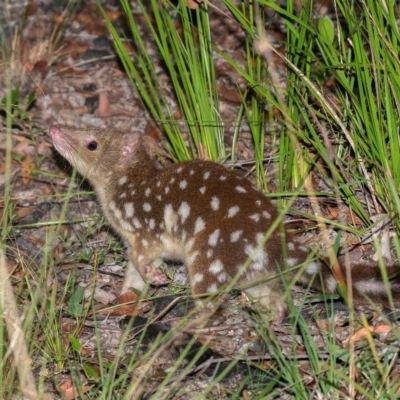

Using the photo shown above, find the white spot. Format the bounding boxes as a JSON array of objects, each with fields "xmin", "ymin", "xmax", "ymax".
[
  {"xmin": 169, "ymin": 177, "xmax": 176, "ymax": 184},
  {"xmin": 164, "ymin": 204, "xmax": 177, "ymax": 232},
  {"xmin": 194, "ymin": 217, "xmax": 206, "ymax": 234},
  {"xmin": 149, "ymin": 218, "xmax": 156, "ymax": 230},
  {"xmin": 182, "ymin": 231, "xmax": 188, "ymax": 243},
  {"xmin": 286, "ymin": 258, "xmax": 298, "ymax": 267},
  {"xmin": 178, "ymin": 202, "xmax": 191, "ymax": 223},
  {"xmin": 138, "ymin": 254, "xmax": 144, "ymax": 262},
  {"xmin": 185, "ymin": 237, "xmax": 195, "ymax": 252},
  {"xmin": 145, "ymin": 187, "xmax": 151, "ymax": 197},
  {"xmin": 262, "ymin": 210, "xmax": 271, "ymax": 219},
  {"xmin": 141, "ymin": 239, "xmax": 149, "ymax": 247},
  {"xmin": 209, "ymin": 259, "xmax": 224, "ymax": 274},
  {"xmin": 189, "ymin": 169, "xmax": 195, "ymax": 175},
  {"xmin": 120, "ymin": 192, "xmax": 127, "ymax": 198},
  {"xmin": 255, "ymin": 200, "xmax": 261, "ymax": 207},
  {"xmin": 287, "ymin": 242, "xmax": 295, "ymax": 251},
  {"xmin": 255, "ymin": 233, "xmax": 265, "ymax": 243},
  {"xmin": 217, "ymin": 272, "xmax": 228, "ymax": 283},
  {"xmin": 326, "ymin": 276, "xmax": 338, "ymax": 292},
  {"xmin": 208, "ymin": 229, "xmax": 220, "ymax": 247},
  {"xmin": 131, "ymin": 190, "xmax": 136, "ymax": 196},
  {"xmin": 245, "ymin": 244, "xmax": 267, "ymax": 271},
  {"xmin": 179, "ymin": 180, "xmax": 188, "ymax": 189},
  {"xmin": 118, "ymin": 176, "xmax": 128, "ymax": 185},
  {"xmin": 199, "ymin": 186, "xmax": 206, "ymax": 194},
  {"xmin": 114, "ymin": 208, "xmax": 122, "ymax": 220},
  {"xmin": 192, "ymin": 273, "xmax": 204, "ymax": 284},
  {"xmin": 210, "ymin": 196, "xmax": 220, "ymax": 211},
  {"xmin": 230, "ymin": 230, "xmax": 243, "ymax": 242},
  {"xmin": 219, "ymin": 175, "xmax": 227, "ymax": 181},
  {"xmin": 156, "ymin": 181, "xmax": 161, "ymax": 187},
  {"xmin": 207, "ymin": 283, "xmax": 218, "ymax": 292},
  {"xmin": 203, "ymin": 171, "xmax": 210, "ymax": 180},
  {"xmin": 156, "ymin": 195, "xmax": 162, "ymax": 201},
  {"xmin": 206, "ymin": 249, "xmax": 213, "ymax": 258},
  {"xmin": 177, "ymin": 167, "xmax": 183, "ymax": 173},
  {"xmin": 305, "ymin": 261, "xmax": 320, "ymax": 275},
  {"xmin": 109, "ymin": 200, "xmax": 116, "ymax": 210},
  {"xmin": 187, "ymin": 250, "xmax": 199, "ymax": 265},
  {"xmin": 120, "ymin": 220, "xmax": 134, "ymax": 232},
  {"xmin": 235, "ymin": 186, "xmax": 247, "ymax": 193},
  {"xmin": 227, "ymin": 206, "xmax": 240, "ymax": 218},
  {"xmin": 249, "ymin": 213, "xmax": 260, "ymax": 222},
  {"xmin": 165, "ymin": 186, "xmax": 170, "ymax": 194},
  {"xmin": 143, "ymin": 202, "xmax": 152, "ymax": 212},
  {"xmin": 132, "ymin": 218, "xmax": 142, "ymax": 229},
  {"xmin": 124, "ymin": 202, "xmax": 134, "ymax": 218}
]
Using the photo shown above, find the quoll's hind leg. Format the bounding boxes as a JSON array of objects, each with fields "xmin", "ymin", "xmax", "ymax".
[
  {"xmin": 184, "ymin": 243, "xmax": 231, "ymax": 309},
  {"xmin": 184, "ymin": 238, "xmax": 288, "ymax": 321},
  {"xmin": 243, "ymin": 280, "xmax": 288, "ymax": 323}
]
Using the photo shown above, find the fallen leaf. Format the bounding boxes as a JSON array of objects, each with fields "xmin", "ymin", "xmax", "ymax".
[
  {"xmin": 345, "ymin": 324, "xmax": 392, "ymax": 345},
  {"xmin": 21, "ymin": 154, "xmax": 36, "ymax": 185},
  {"xmin": 98, "ymin": 291, "xmax": 142, "ymax": 316},
  {"xmin": 59, "ymin": 378, "xmax": 94, "ymax": 400},
  {"xmin": 58, "ymin": 41, "xmax": 89, "ymax": 58},
  {"xmin": 96, "ymin": 92, "xmax": 110, "ymax": 116},
  {"xmin": 13, "ymin": 137, "xmax": 35, "ymax": 156}
]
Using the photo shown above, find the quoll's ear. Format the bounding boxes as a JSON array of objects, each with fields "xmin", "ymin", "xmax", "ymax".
[{"xmin": 116, "ymin": 133, "xmax": 142, "ymax": 169}]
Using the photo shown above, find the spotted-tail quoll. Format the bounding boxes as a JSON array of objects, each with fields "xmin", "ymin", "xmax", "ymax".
[{"xmin": 48, "ymin": 125, "xmax": 400, "ymax": 319}]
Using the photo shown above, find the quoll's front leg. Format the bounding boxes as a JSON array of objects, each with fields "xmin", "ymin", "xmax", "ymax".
[
  {"xmin": 244, "ymin": 282, "xmax": 288, "ymax": 323},
  {"xmin": 121, "ymin": 261, "xmax": 146, "ymax": 293}
]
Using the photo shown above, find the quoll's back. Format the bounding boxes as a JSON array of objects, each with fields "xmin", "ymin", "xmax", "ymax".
[{"xmin": 111, "ymin": 157, "xmax": 303, "ymax": 318}]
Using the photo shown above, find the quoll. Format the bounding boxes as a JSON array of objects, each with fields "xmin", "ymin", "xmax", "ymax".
[{"xmin": 48, "ymin": 125, "xmax": 400, "ymax": 318}]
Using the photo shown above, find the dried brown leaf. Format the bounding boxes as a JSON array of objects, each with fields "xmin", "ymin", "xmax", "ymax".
[
  {"xmin": 345, "ymin": 324, "xmax": 392, "ymax": 345},
  {"xmin": 96, "ymin": 92, "xmax": 110, "ymax": 117},
  {"xmin": 98, "ymin": 292, "xmax": 142, "ymax": 316},
  {"xmin": 59, "ymin": 379, "xmax": 94, "ymax": 400},
  {"xmin": 21, "ymin": 154, "xmax": 35, "ymax": 185}
]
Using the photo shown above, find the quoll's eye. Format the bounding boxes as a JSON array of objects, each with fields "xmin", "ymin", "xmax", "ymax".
[{"xmin": 87, "ymin": 141, "xmax": 98, "ymax": 151}]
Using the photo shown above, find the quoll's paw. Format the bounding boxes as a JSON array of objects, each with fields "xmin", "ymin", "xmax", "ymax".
[
  {"xmin": 145, "ymin": 264, "xmax": 170, "ymax": 286},
  {"xmin": 243, "ymin": 284, "xmax": 288, "ymax": 323}
]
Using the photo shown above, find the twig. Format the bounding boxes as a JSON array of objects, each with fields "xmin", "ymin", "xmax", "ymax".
[{"xmin": 0, "ymin": 250, "xmax": 39, "ymax": 399}]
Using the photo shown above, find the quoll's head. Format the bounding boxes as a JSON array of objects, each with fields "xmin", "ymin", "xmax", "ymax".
[{"xmin": 48, "ymin": 126, "xmax": 143, "ymax": 181}]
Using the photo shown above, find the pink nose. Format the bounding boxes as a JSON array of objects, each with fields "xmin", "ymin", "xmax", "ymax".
[{"xmin": 49, "ymin": 125, "xmax": 60, "ymax": 138}]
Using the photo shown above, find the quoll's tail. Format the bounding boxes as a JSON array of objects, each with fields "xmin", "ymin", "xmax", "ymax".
[{"xmin": 298, "ymin": 257, "xmax": 400, "ymax": 307}]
